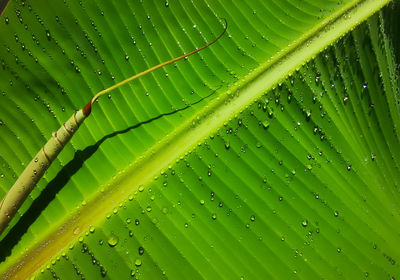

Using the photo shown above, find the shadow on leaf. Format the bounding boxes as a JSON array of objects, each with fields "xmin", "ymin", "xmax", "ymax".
[{"xmin": 0, "ymin": 88, "xmax": 218, "ymax": 262}]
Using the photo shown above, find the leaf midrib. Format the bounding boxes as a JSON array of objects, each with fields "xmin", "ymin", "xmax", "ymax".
[{"xmin": 1, "ymin": 0, "xmax": 391, "ymax": 278}]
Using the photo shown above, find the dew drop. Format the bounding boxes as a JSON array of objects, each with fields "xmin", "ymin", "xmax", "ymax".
[
  {"xmin": 138, "ymin": 246, "xmax": 144, "ymax": 255},
  {"xmin": 135, "ymin": 259, "xmax": 142, "ymax": 267},
  {"xmin": 165, "ymin": 2, "xmax": 169, "ymax": 7},
  {"xmin": 100, "ymin": 266, "xmax": 107, "ymax": 277},
  {"xmin": 211, "ymin": 213, "xmax": 217, "ymax": 220},
  {"xmin": 45, "ymin": 30, "xmax": 51, "ymax": 41},
  {"xmin": 107, "ymin": 234, "xmax": 119, "ymax": 247},
  {"xmin": 224, "ymin": 140, "xmax": 230, "ymax": 149},
  {"xmin": 301, "ymin": 220, "xmax": 308, "ymax": 227},
  {"xmin": 306, "ymin": 110, "xmax": 311, "ymax": 119},
  {"xmin": 334, "ymin": 211, "xmax": 339, "ymax": 217},
  {"xmin": 200, "ymin": 199, "xmax": 205, "ymax": 205},
  {"xmin": 250, "ymin": 215, "xmax": 255, "ymax": 222},
  {"xmin": 125, "ymin": 55, "xmax": 129, "ymax": 61}
]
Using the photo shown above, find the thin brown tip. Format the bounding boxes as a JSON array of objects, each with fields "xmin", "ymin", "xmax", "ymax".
[{"xmin": 82, "ymin": 100, "xmax": 92, "ymax": 116}]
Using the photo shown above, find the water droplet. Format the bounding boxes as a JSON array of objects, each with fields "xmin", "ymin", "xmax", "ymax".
[
  {"xmin": 129, "ymin": 230, "xmax": 133, "ymax": 237},
  {"xmin": 347, "ymin": 164, "xmax": 352, "ymax": 171},
  {"xmin": 306, "ymin": 110, "xmax": 312, "ymax": 119},
  {"xmin": 193, "ymin": 24, "xmax": 197, "ymax": 28},
  {"xmin": 211, "ymin": 213, "xmax": 217, "ymax": 220},
  {"xmin": 100, "ymin": 266, "xmax": 107, "ymax": 277},
  {"xmin": 135, "ymin": 259, "xmax": 142, "ymax": 267},
  {"xmin": 301, "ymin": 220, "xmax": 308, "ymax": 227},
  {"xmin": 138, "ymin": 185, "xmax": 144, "ymax": 192},
  {"xmin": 125, "ymin": 55, "xmax": 129, "ymax": 60},
  {"xmin": 126, "ymin": 218, "xmax": 131, "ymax": 224},
  {"xmin": 200, "ymin": 199, "xmax": 205, "ymax": 205},
  {"xmin": 107, "ymin": 234, "xmax": 119, "ymax": 247},
  {"xmin": 135, "ymin": 219, "xmax": 140, "ymax": 225},
  {"xmin": 89, "ymin": 226, "xmax": 95, "ymax": 233},
  {"xmin": 337, "ymin": 248, "xmax": 341, "ymax": 253},
  {"xmin": 334, "ymin": 211, "xmax": 339, "ymax": 217},
  {"xmin": 250, "ymin": 215, "xmax": 255, "ymax": 222},
  {"xmin": 5, "ymin": 17, "xmax": 9, "ymax": 24},
  {"xmin": 165, "ymin": 2, "xmax": 169, "ymax": 7},
  {"xmin": 224, "ymin": 140, "xmax": 230, "ymax": 149},
  {"xmin": 262, "ymin": 120, "xmax": 270, "ymax": 129},
  {"xmin": 138, "ymin": 246, "xmax": 144, "ymax": 255},
  {"xmin": 45, "ymin": 30, "xmax": 51, "ymax": 41},
  {"xmin": 146, "ymin": 206, "xmax": 152, "ymax": 212}
]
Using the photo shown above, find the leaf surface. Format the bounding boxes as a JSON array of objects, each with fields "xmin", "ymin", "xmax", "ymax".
[{"xmin": 0, "ymin": 0, "xmax": 398, "ymax": 279}]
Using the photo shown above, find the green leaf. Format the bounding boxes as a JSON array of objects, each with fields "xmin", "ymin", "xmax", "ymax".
[{"xmin": 0, "ymin": 0, "xmax": 399, "ymax": 279}]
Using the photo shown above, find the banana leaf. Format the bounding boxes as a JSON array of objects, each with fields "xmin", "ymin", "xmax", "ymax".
[{"xmin": 0, "ymin": 0, "xmax": 399, "ymax": 279}]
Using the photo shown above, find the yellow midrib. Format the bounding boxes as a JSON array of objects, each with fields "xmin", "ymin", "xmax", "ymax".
[{"xmin": 1, "ymin": 0, "xmax": 390, "ymax": 278}]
